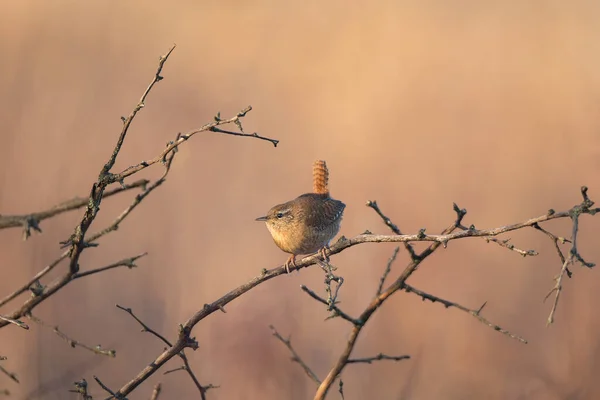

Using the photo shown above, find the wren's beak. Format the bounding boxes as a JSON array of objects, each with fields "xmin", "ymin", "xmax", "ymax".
[{"xmin": 255, "ymin": 216, "xmax": 268, "ymax": 222}]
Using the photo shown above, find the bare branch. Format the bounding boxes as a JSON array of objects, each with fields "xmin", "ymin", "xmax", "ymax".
[
  {"xmin": 402, "ymin": 284, "xmax": 527, "ymax": 343},
  {"xmin": 346, "ymin": 353, "xmax": 410, "ymax": 364},
  {"xmin": 544, "ymin": 186, "xmax": 596, "ymax": 325},
  {"xmin": 109, "ymin": 192, "xmax": 598, "ymax": 399},
  {"xmin": 112, "ymin": 106, "xmax": 277, "ymax": 184},
  {"xmin": 532, "ymin": 222, "xmax": 571, "ymax": 276},
  {"xmin": 27, "ymin": 314, "xmax": 116, "ymax": 357},
  {"xmin": 545, "ymin": 254, "xmax": 573, "ymax": 326},
  {"xmin": 314, "ymin": 207, "xmax": 465, "ymax": 400},
  {"xmin": 300, "ymin": 285, "xmax": 360, "ymax": 325},
  {"xmin": 0, "ymin": 179, "xmax": 148, "ymax": 237},
  {"xmin": 269, "ymin": 325, "xmax": 321, "ymax": 385},
  {"xmin": 73, "ymin": 253, "xmax": 147, "ymax": 280},
  {"xmin": 116, "ymin": 304, "xmax": 213, "ymax": 399},
  {"xmin": 150, "ymin": 383, "xmax": 162, "ymax": 400},
  {"xmin": 116, "ymin": 305, "xmax": 172, "ymax": 347},
  {"xmin": 377, "ymin": 247, "xmax": 399, "ymax": 295},
  {"xmin": 0, "ymin": 315, "xmax": 28, "ymax": 330},
  {"xmin": 484, "ymin": 237, "xmax": 538, "ymax": 257},
  {"xmin": 94, "ymin": 375, "xmax": 116, "ymax": 398},
  {"xmin": 366, "ymin": 200, "xmax": 418, "ymax": 260},
  {"xmin": 70, "ymin": 379, "xmax": 93, "ymax": 400},
  {"xmin": 0, "ymin": 365, "xmax": 18, "ymax": 384}
]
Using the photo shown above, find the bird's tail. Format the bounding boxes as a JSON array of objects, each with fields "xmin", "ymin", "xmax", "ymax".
[{"xmin": 313, "ymin": 160, "xmax": 329, "ymax": 195}]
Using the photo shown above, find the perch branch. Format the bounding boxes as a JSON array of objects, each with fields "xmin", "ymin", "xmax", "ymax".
[{"xmin": 109, "ymin": 190, "xmax": 597, "ymax": 399}]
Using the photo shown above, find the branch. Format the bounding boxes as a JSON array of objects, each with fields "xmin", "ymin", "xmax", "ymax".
[
  {"xmin": 73, "ymin": 253, "xmax": 147, "ymax": 280},
  {"xmin": 70, "ymin": 379, "xmax": 93, "ymax": 400},
  {"xmin": 94, "ymin": 375, "xmax": 116, "ymax": 398},
  {"xmin": 0, "ymin": 365, "xmax": 18, "ymax": 384},
  {"xmin": 346, "ymin": 353, "xmax": 410, "ymax": 364},
  {"xmin": 111, "ymin": 106, "xmax": 277, "ymax": 184},
  {"xmin": 0, "ymin": 179, "xmax": 148, "ymax": 238},
  {"xmin": 150, "ymin": 383, "xmax": 162, "ymax": 400},
  {"xmin": 544, "ymin": 187, "xmax": 596, "ymax": 325},
  {"xmin": 0, "ymin": 46, "xmax": 178, "ymax": 329},
  {"xmin": 115, "ymin": 305, "xmax": 213, "ymax": 399},
  {"xmin": 366, "ymin": 200, "xmax": 418, "ymax": 260},
  {"xmin": 109, "ymin": 191, "xmax": 597, "ymax": 399},
  {"xmin": 402, "ymin": 284, "xmax": 526, "ymax": 343},
  {"xmin": 269, "ymin": 325, "xmax": 321, "ymax": 385},
  {"xmin": 300, "ymin": 285, "xmax": 360, "ymax": 325},
  {"xmin": 0, "ymin": 315, "xmax": 28, "ymax": 330},
  {"xmin": 484, "ymin": 237, "xmax": 538, "ymax": 257},
  {"xmin": 314, "ymin": 205, "xmax": 466, "ymax": 399},
  {"xmin": 27, "ymin": 314, "xmax": 116, "ymax": 357},
  {"xmin": 377, "ymin": 247, "xmax": 399, "ymax": 295}
]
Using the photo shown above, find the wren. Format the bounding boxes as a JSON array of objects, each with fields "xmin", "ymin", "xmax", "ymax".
[{"xmin": 256, "ymin": 160, "xmax": 346, "ymax": 274}]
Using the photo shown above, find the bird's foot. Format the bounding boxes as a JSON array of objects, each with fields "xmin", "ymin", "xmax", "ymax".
[
  {"xmin": 284, "ymin": 254, "xmax": 297, "ymax": 274},
  {"xmin": 319, "ymin": 246, "xmax": 331, "ymax": 263}
]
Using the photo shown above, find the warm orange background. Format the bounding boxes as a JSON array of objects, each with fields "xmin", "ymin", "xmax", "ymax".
[{"xmin": 1, "ymin": 1, "xmax": 600, "ymax": 399}]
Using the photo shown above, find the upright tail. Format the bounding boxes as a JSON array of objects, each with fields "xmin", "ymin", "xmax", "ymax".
[{"xmin": 313, "ymin": 160, "xmax": 330, "ymax": 195}]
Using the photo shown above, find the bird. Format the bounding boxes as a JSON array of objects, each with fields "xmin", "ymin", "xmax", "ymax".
[{"xmin": 256, "ymin": 160, "xmax": 346, "ymax": 274}]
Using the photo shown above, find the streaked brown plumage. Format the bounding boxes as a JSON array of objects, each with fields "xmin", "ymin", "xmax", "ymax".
[{"xmin": 256, "ymin": 160, "xmax": 345, "ymax": 273}]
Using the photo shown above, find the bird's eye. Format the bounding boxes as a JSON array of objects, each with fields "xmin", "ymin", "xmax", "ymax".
[{"xmin": 276, "ymin": 212, "xmax": 284, "ymax": 218}]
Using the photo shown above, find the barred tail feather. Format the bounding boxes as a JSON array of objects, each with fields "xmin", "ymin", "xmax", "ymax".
[{"xmin": 313, "ymin": 160, "xmax": 329, "ymax": 195}]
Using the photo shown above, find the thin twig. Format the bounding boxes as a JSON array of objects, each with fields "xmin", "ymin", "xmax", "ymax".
[
  {"xmin": 347, "ymin": 353, "xmax": 410, "ymax": 364},
  {"xmin": 94, "ymin": 375, "xmax": 116, "ymax": 398},
  {"xmin": 70, "ymin": 379, "xmax": 93, "ymax": 400},
  {"xmin": 545, "ymin": 186, "xmax": 596, "ymax": 325},
  {"xmin": 116, "ymin": 304, "xmax": 212, "ymax": 399},
  {"xmin": 545, "ymin": 254, "xmax": 573, "ymax": 325},
  {"xmin": 366, "ymin": 200, "xmax": 418, "ymax": 260},
  {"xmin": 316, "ymin": 259, "xmax": 344, "ymax": 313},
  {"xmin": 113, "ymin": 106, "xmax": 277, "ymax": 184},
  {"xmin": 150, "ymin": 383, "xmax": 162, "ymax": 400},
  {"xmin": 300, "ymin": 286, "xmax": 360, "ymax": 325},
  {"xmin": 402, "ymin": 283, "xmax": 527, "ymax": 343},
  {"xmin": 269, "ymin": 325, "xmax": 321, "ymax": 384},
  {"xmin": 73, "ymin": 253, "xmax": 147, "ymax": 280},
  {"xmin": 377, "ymin": 247, "xmax": 399, "ymax": 295},
  {"xmin": 532, "ymin": 222, "xmax": 571, "ymax": 277},
  {"xmin": 0, "ymin": 315, "xmax": 28, "ymax": 330},
  {"xmin": 27, "ymin": 314, "xmax": 116, "ymax": 357},
  {"xmin": 0, "ymin": 365, "xmax": 18, "ymax": 384},
  {"xmin": 484, "ymin": 237, "xmax": 538, "ymax": 257},
  {"xmin": 0, "ymin": 179, "xmax": 148, "ymax": 236}
]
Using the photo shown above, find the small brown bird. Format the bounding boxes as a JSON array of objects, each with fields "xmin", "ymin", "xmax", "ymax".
[{"xmin": 256, "ymin": 160, "xmax": 346, "ymax": 274}]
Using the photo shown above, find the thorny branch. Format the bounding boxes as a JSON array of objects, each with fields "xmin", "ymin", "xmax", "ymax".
[
  {"xmin": 1, "ymin": 43, "xmax": 597, "ymax": 400},
  {"xmin": 269, "ymin": 325, "xmax": 321, "ymax": 385},
  {"xmin": 0, "ymin": 45, "xmax": 277, "ymax": 334},
  {"xmin": 115, "ymin": 305, "xmax": 216, "ymax": 399},
  {"xmin": 150, "ymin": 383, "xmax": 162, "ymax": 400},
  {"xmin": 27, "ymin": 314, "xmax": 116, "ymax": 357},
  {"xmin": 544, "ymin": 186, "xmax": 596, "ymax": 325},
  {"xmin": 0, "ymin": 179, "xmax": 148, "ymax": 239},
  {"xmin": 106, "ymin": 187, "xmax": 597, "ymax": 399},
  {"xmin": 402, "ymin": 284, "xmax": 526, "ymax": 343},
  {"xmin": 70, "ymin": 379, "xmax": 92, "ymax": 400},
  {"xmin": 0, "ymin": 365, "xmax": 18, "ymax": 384}
]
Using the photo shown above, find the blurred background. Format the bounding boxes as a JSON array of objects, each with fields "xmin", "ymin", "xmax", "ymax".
[{"xmin": 1, "ymin": 1, "xmax": 600, "ymax": 399}]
